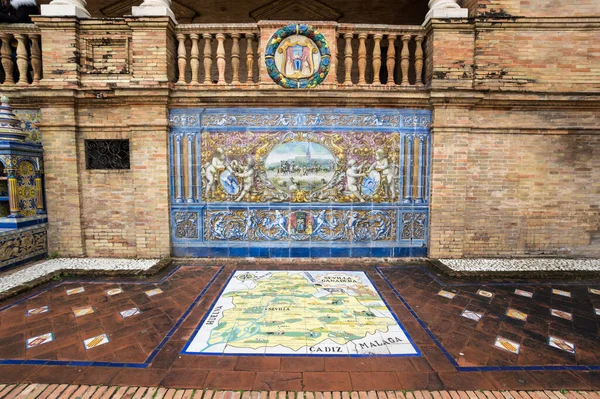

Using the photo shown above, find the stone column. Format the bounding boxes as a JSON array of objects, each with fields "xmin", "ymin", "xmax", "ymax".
[
  {"xmin": 132, "ymin": 0, "xmax": 177, "ymax": 24},
  {"xmin": 424, "ymin": 0, "xmax": 468, "ymax": 24},
  {"xmin": 41, "ymin": 0, "xmax": 91, "ymax": 18}
]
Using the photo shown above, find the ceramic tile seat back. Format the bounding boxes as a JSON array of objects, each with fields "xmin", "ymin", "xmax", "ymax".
[{"xmin": 169, "ymin": 108, "xmax": 432, "ymax": 258}]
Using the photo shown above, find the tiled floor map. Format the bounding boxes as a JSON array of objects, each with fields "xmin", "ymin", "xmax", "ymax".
[{"xmin": 184, "ymin": 271, "xmax": 419, "ymax": 356}]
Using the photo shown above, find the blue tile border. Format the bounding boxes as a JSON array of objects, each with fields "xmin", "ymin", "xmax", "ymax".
[
  {"xmin": 181, "ymin": 269, "xmax": 422, "ymax": 358},
  {"xmin": 374, "ymin": 265, "xmax": 600, "ymax": 373},
  {"xmin": 0, "ymin": 265, "xmax": 225, "ymax": 368}
]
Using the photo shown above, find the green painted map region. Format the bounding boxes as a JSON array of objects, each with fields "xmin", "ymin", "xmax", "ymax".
[{"xmin": 184, "ymin": 271, "xmax": 419, "ymax": 356}]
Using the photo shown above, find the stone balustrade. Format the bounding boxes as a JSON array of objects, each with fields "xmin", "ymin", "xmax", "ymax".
[
  {"xmin": 174, "ymin": 24, "xmax": 261, "ymax": 86},
  {"xmin": 0, "ymin": 24, "xmax": 42, "ymax": 86},
  {"xmin": 173, "ymin": 23, "xmax": 428, "ymax": 89},
  {"xmin": 337, "ymin": 25, "xmax": 426, "ymax": 87}
]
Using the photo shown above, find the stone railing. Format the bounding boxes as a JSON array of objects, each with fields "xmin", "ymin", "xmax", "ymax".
[
  {"xmin": 174, "ymin": 24, "xmax": 260, "ymax": 86},
  {"xmin": 173, "ymin": 22, "xmax": 428, "ymax": 89},
  {"xmin": 0, "ymin": 24, "xmax": 42, "ymax": 86},
  {"xmin": 337, "ymin": 24, "xmax": 426, "ymax": 87}
]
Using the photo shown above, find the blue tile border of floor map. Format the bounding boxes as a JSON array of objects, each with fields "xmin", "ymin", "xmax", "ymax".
[
  {"xmin": 374, "ymin": 265, "xmax": 600, "ymax": 373},
  {"xmin": 0, "ymin": 265, "xmax": 225, "ymax": 368},
  {"xmin": 180, "ymin": 270, "xmax": 422, "ymax": 358}
]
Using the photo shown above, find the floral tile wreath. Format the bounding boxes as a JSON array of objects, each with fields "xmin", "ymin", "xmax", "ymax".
[{"xmin": 265, "ymin": 24, "xmax": 331, "ymax": 89}]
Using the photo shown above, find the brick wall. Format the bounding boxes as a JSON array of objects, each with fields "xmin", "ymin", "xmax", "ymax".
[
  {"xmin": 75, "ymin": 104, "xmax": 171, "ymax": 258},
  {"xmin": 475, "ymin": 0, "xmax": 600, "ymax": 18},
  {"xmin": 429, "ymin": 130, "xmax": 600, "ymax": 258},
  {"xmin": 474, "ymin": 28, "xmax": 600, "ymax": 93},
  {"xmin": 40, "ymin": 105, "xmax": 85, "ymax": 257}
]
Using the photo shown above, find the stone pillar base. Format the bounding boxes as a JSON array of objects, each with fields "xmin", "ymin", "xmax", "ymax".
[
  {"xmin": 131, "ymin": 6, "xmax": 177, "ymax": 24},
  {"xmin": 40, "ymin": 4, "xmax": 91, "ymax": 18},
  {"xmin": 423, "ymin": 8, "xmax": 468, "ymax": 24}
]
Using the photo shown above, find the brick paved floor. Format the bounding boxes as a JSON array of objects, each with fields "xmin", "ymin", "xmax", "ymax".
[
  {"xmin": 1, "ymin": 260, "xmax": 600, "ymax": 391},
  {"xmin": 0, "ymin": 387, "xmax": 598, "ymax": 399}
]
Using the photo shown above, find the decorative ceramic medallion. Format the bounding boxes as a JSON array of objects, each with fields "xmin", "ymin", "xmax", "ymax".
[
  {"xmin": 548, "ymin": 336, "xmax": 575, "ymax": 354},
  {"xmin": 26, "ymin": 333, "xmax": 53, "ymax": 349},
  {"xmin": 461, "ymin": 310, "xmax": 482, "ymax": 322},
  {"xmin": 494, "ymin": 336, "xmax": 520, "ymax": 355},
  {"xmin": 27, "ymin": 306, "xmax": 49, "ymax": 316},
  {"xmin": 438, "ymin": 290, "xmax": 455, "ymax": 299},
  {"xmin": 514, "ymin": 289, "xmax": 533, "ymax": 298},
  {"xmin": 265, "ymin": 24, "xmax": 330, "ymax": 89}
]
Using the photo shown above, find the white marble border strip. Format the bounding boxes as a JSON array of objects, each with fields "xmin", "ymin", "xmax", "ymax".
[
  {"xmin": 440, "ymin": 258, "xmax": 600, "ymax": 272},
  {"xmin": 0, "ymin": 258, "xmax": 159, "ymax": 294}
]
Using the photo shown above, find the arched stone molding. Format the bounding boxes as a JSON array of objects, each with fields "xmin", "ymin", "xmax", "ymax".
[
  {"xmin": 41, "ymin": 0, "xmax": 91, "ymax": 18},
  {"xmin": 132, "ymin": 0, "xmax": 177, "ymax": 24}
]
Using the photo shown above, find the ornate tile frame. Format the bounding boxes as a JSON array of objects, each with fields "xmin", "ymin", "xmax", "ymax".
[{"xmin": 169, "ymin": 108, "xmax": 432, "ymax": 258}]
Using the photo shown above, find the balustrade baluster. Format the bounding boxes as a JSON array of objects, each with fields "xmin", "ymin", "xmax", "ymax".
[
  {"xmin": 357, "ymin": 33, "xmax": 368, "ymax": 85},
  {"xmin": 372, "ymin": 34, "xmax": 382, "ymax": 85},
  {"xmin": 415, "ymin": 34, "xmax": 424, "ymax": 86},
  {"xmin": 189, "ymin": 33, "xmax": 200, "ymax": 84},
  {"xmin": 176, "ymin": 33, "xmax": 187, "ymax": 85},
  {"xmin": 1, "ymin": 34, "xmax": 14, "ymax": 84},
  {"xmin": 343, "ymin": 33, "xmax": 353, "ymax": 85},
  {"xmin": 246, "ymin": 33, "xmax": 255, "ymax": 83},
  {"xmin": 30, "ymin": 34, "xmax": 41, "ymax": 84},
  {"xmin": 14, "ymin": 34, "xmax": 29, "ymax": 85},
  {"xmin": 231, "ymin": 33, "xmax": 240, "ymax": 84},
  {"xmin": 400, "ymin": 34, "xmax": 411, "ymax": 86},
  {"xmin": 215, "ymin": 33, "xmax": 226, "ymax": 85},
  {"xmin": 386, "ymin": 34, "xmax": 396, "ymax": 86},
  {"xmin": 202, "ymin": 33, "xmax": 213, "ymax": 84}
]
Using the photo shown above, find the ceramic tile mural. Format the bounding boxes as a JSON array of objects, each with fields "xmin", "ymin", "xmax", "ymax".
[
  {"xmin": 13, "ymin": 109, "xmax": 41, "ymax": 144},
  {"xmin": 169, "ymin": 108, "xmax": 431, "ymax": 258}
]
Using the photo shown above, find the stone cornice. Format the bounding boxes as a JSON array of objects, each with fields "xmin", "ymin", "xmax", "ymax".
[{"xmin": 3, "ymin": 86, "xmax": 600, "ymax": 110}]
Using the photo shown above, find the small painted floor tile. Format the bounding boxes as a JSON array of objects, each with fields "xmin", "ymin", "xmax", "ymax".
[
  {"xmin": 550, "ymin": 308, "xmax": 573, "ymax": 320},
  {"xmin": 494, "ymin": 336, "xmax": 520, "ymax": 355},
  {"xmin": 514, "ymin": 289, "xmax": 533, "ymax": 298},
  {"xmin": 506, "ymin": 308, "xmax": 528, "ymax": 321},
  {"xmin": 120, "ymin": 307, "xmax": 141, "ymax": 318},
  {"xmin": 548, "ymin": 336, "xmax": 576, "ymax": 354},
  {"xmin": 66, "ymin": 287, "xmax": 85, "ymax": 295},
  {"xmin": 27, "ymin": 306, "xmax": 49, "ymax": 316},
  {"xmin": 438, "ymin": 290, "xmax": 455, "ymax": 299},
  {"xmin": 461, "ymin": 310, "xmax": 482, "ymax": 322},
  {"xmin": 477, "ymin": 289, "xmax": 494, "ymax": 298},
  {"xmin": 26, "ymin": 333, "xmax": 54, "ymax": 349},
  {"xmin": 83, "ymin": 334, "xmax": 109, "ymax": 350},
  {"xmin": 146, "ymin": 288, "xmax": 163, "ymax": 297},
  {"xmin": 106, "ymin": 288, "xmax": 123, "ymax": 296},
  {"xmin": 552, "ymin": 289, "xmax": 571, "ymax": 298},
  {"xmin": 73, "ymin": 306, "xmax": 95, "ymax": 318}
]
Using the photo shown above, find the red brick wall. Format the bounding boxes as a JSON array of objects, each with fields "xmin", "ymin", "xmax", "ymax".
[
  {"xmin": 474, "ymin": 28, "xmax": 600, "ymax": 93},
  {"xmin": 429, "ymin": 105, "xmax": 600, "ymax": 258},
  {"xmin": 475, "ymin": 0, "xmax": 600, "ymax": 18}
]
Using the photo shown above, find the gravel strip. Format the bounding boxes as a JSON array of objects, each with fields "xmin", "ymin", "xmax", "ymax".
[
  {"xmin": 440, "ymin": 258, "xmax": 600, "ymax": 272},
  {"xmin": 0, "ymin": 258, "xmax": 159, "ymax": 294}
]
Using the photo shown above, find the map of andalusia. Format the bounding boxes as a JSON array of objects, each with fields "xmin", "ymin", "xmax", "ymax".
[{"xmin": 184, "ymin": 271, "xmax": 419, "ymax": 356}]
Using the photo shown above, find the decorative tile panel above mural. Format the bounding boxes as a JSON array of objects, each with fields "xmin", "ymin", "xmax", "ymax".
[{"xmin": 169, "ymin": 108, "xmax": 431, "ymax": 258}]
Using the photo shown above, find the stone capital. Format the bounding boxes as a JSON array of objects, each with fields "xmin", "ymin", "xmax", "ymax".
[
  {"xmin": 424, "ymin": 0, "xmax": 468, "ymax": 24},
  {"xmin": 40, "ymin": 0, "xmax": 91, "ymax": 18},
  {"xmin": 132, "ymin": 0, "xmax": 177, "ymax": 24}
]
